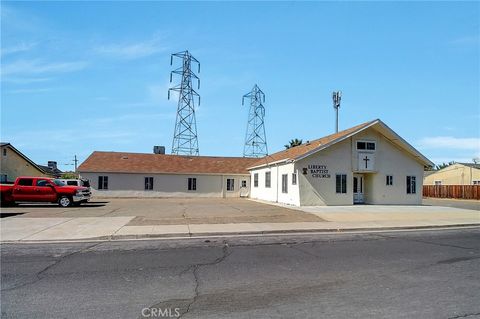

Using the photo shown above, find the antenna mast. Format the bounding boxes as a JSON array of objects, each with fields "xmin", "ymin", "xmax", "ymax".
[
  {"xmin": 332, "ymin": 91, "xmax": 342, "ymax": 133},
  {"xmin": 242, "ymin": 84, "xmax": 268, "ymax": 157},
  {"xmin": 168, "ymin": 50, "xmax": 200, "ymax": 156}
]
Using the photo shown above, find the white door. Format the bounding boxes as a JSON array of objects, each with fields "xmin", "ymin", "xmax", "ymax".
[{"xmin": 353, "ymin": 174, "xmax": 364, "ymax": 204}]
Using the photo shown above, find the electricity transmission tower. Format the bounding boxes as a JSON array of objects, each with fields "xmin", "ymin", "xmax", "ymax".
[
  {"xmin": 242, "ymin": 84, "xmax": 268, "ymax": 157},
  {"xmin": 168, "ymin": 50, "xmax": 200, "ymax": 156}
]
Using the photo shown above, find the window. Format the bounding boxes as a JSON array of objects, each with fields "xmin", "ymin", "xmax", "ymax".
[
  {"xmin": 473, "ymin": 180, "xmax": 480, "ymax": 185},
  {"xmin": 2, "ymin": 149, "xmax": 6, "ymax": 156},
  {"xmin": 434, "ymin": 180, "xmax": 442, "ymax": 186},
  {"xmin": 98, "ymin": 176, "xmax": 108, "ymax": 190},
  {"xmin": 406, "ymin": 176, "xmax": 416, "ymax": 194},
  {"xmin": 336, "ymin": 174, "xmax": 347, "ymax": 194},
  {"xmin": 188, "ymin": 178, "xmax": 196, "ymax": 191},
  {"xmin": 292, "ymin": 173, "xmax": 297, "ymax": 185},
  {"xmin": 265, "ymin": 172, "xmax": 271, "ymax": 188},
  {"xmin": 241, "ymin": 180, "xmax": 247, "ymax": 188},
  {"xmin": 1, "ymin": 174, "xmax": 7, "ymax": 182},
  {"xmin": 357, "ymin": 141, "xmax": 375, "ymax": 151},
  {"xmin": 66, "ymin": 181, "xmax": 78, "ymax": 186},
  {"xmin": 18, "ymin": 178, "xmax": 33, "ymax": 186},
  {"xmin": 145, "ymin": 177, "xmax": 154, "ymax": 190},
  {"xmin": 386, "ymin": 175, "xmax": 393, "ymax": 186},
  {"xmin": 36, "ymin": 179, "xmax": 50, "ymax": 187},
  {"xmin": 254, "ymin": 173, "xmax": 259, "ymax": 187},
  {"xmin": 227, "ymin": 178, "xmax": 235, "ymax": 191},
  {"xmin": 282, "ymin": 174, "xmax": 288, "ymax": 193}
]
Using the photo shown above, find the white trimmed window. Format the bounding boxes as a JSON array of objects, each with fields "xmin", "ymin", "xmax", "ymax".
[
  {"xmin": 292, "ymin": 173, "xmax": 297, "ymax": 185},
  {"xmin": 336, "ymin": 174, "xmax": 347, "ymax": 194},
  {"xmin": 282, "ymin": 174, "xmax": 288, "ymax": 193},
  {"xmin": 356, "ymin": 141, "xmax": 376, "ymax": 151},
  {"xmin": 386, "ymin": 175, "xmax": 393, "ymax": 186},
  {"xmin": 472, "ymin": 180, "xmax": 480, "ymax": 185},
  {"xmin": 241, "ymin": 180, "xmax": 247, "ymax": 188},
  {"xmin": 407, "ymin": 176, "xmax": 416, "ymax": 194},
  {"xmin": 227, "ymin": 178, "xmax": 235, "ymax": 191},
  {"xmin": 434, "ymin": 180, "xmax": 442, "ymax": 186},
  {"xmin": 254, "ymin": 173, "xmax": 259, "ymax": 187},
  {"xmin": 265, "ymin": 172, "xmax": 271, "ymax": 188}
]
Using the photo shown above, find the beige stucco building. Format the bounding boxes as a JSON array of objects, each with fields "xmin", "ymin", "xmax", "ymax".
[
  {"xmin": 424, "ymin": 163, "xmax": 480, "ymax": 186},
  {"xmin": 0, "ymin": 143, "xmax": 51, "ymax": 182},
  {"xmin": 249, "ymin": 119, "xmax": 433, "ymax": 206},
  {"xmin": 78, "ymin": 152, "xmax": 258, "ymax": 198},
  {"xmin": 78, "ymin": 119, "xmax": 433, "ymax": 206}
]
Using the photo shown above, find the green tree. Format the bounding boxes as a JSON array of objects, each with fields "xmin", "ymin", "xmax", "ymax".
[
  {"xmin": 284, "ymin": 138, "xmax": 303, "ymax": 149},
  {"xmin": 435, "ymin": 161, "xmax": 456, "ymax": 171},
  {"xmin": 61, "ymin": 172, "xmax": 79, "ymax": 179}
]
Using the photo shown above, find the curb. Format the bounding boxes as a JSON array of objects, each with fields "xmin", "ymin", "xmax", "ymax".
[{"xmin": 2, "ymin": 223, "xmax": 479, "ymax": 244}]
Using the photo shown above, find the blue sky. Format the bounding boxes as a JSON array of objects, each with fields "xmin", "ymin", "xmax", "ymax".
[{"xmin": 1, "ymin": 1, "xmax": 479, "ymax": 171}]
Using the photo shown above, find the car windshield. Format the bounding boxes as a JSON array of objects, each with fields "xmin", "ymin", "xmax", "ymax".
[{"xmin": 53, "ymin": 179, "xmax": 66, "ymax": 186}]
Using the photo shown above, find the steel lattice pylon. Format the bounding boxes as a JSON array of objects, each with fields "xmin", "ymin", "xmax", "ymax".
[
  {"xmin": 242, "ymin": 84, "xmax": 268, "ymax": 157},
  {"xmin": 168, "ymin": 50, "xmax": 200, "ymax": 156}
]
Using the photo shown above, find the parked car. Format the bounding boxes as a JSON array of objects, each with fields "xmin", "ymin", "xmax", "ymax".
[
  {"xmin": 58, "ymin": 178, "xmax": 91, "ymax": 190},
  {"xmin": 0, "ymin": 176, "xmax": 91, "ymax": 207}
]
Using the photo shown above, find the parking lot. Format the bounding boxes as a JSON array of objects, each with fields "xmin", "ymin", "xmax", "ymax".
[{"xmin": 0, "ymin": 198, "xmax": 324, "ymax": 225}]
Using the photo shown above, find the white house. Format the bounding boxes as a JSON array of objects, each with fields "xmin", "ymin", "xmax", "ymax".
[{"xmin": 248, "ymin": 119, "xmax": 434, "ymax": 206}]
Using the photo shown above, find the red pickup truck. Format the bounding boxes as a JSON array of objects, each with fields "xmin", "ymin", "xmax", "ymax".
[{"xmin": 0, "ymin": 177, "xmax": 91, "ymax": 207}]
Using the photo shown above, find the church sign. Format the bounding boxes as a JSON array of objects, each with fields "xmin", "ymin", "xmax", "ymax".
[{"xmin": 303, "ymin": 164, "xmax": 331, "ymax": 178}]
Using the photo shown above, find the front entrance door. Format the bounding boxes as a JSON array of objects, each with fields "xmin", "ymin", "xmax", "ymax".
[{"xmin": 353, "ymin": 174, "xmax": 364, "ymax": 204}]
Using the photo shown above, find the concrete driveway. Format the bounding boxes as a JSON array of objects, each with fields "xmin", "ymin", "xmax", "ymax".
[{"xmin": 0, "ymin": 198, "xmax": 325, "ymax": 225}]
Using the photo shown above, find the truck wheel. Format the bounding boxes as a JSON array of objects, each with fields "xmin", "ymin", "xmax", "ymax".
[{"xmin": 58, "ymin": 196, "xmax": 72, "ymax": 207}]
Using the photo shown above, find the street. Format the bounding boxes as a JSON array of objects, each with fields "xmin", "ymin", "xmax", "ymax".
[{"xmin": 1, "ymin": 229, "xmax": 480, "ymax": 319}]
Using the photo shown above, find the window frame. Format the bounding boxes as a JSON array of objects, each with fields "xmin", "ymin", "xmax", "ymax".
[
  {"xmin": 98, "ymin": 176, "xmax": 109, "ymax": 190},
  {"xmin": 18, "ymin": 178, "xmax": 34, "ymax": 186},
  {"xmin": 265, "ymin": 171, "xmax": 271, "ymax": 188},
  {"xmin": 2, "ymin": 149, "xmax": 6, "ymax": 156},
  {"xmin": 188, "ymin": 177, "xmax": 197, "ymax": 191},
  {"xmin": 241, "ymin": 180, "xmax": 247, "ymax": 188},
  {"xmin": 253, "ymin": 173, "xmax": 259, "ymax": 187},
  {"xmin": 356, "ymin": 140, "xmax": 376, "ymax": 151},
  {"xmin": 386, "ymin": 175, "xmax": 393, "ymax": 186},
  {"xmin": 434, "ymin": 180, "xmax": 442, "ymax": 186},
  {"xmin": 335, "ymin": 174, "xmax": 347, "ymax": 194},
  {"xmin": 281, "ymin": 174, "xmax": 288, "ymax": 193},
  {"xmin": 226, "ymin": 178, "xmax": 235, "ymax": 192},
  {"xmin": 144, "ymin": 177, "xmax": 154, "ymax": 190},
  {"xmin": 292, "ymin": 173, "xmax": 297, "ymax": 185},
  {"xmin": 406, "ymin": 176, "xmax": 416, "ymax": 194}
]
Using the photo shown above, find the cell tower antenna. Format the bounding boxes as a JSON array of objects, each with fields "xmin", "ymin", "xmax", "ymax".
[
  {"xmin": 168, "ymin": 50, "xmax": 200, "ymax": 156},
  {"xmin": 242, "ymin": 84, "xmax": 268, "ymax": 157},
  {"xmin": 332, "ymin": 91, "xmax": 342, "ymax": 133}
]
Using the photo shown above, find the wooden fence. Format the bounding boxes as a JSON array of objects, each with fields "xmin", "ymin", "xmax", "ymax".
[{"xmin": 423, "ymin": 185, "xmax": 480, "ymax": 200}]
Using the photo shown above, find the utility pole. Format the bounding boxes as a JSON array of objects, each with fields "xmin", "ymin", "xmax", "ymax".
[
  {"xmin": 168, "ymin": 50, "xmax": 200, "ymax": 156},
  {"xmin": 332, "ymin": 91, "xmax": 342, "ymax": 133},
  {"xmin": 74, "ymin": 155, "xmax": 78, "ymax": 172},
  {"xmin": 242, "ymin": 84, "xmax": 268, "ymax": 157}
]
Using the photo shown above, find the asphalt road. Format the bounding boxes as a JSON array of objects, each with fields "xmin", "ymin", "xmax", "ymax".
[{"xmin": 1, "ymin": 229, "xmax": 479, "ymax": 319}]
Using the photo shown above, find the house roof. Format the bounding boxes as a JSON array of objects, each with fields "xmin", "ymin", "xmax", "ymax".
[
  {"xmin": 458, "ymin": 162, "xmax": 480, "ymax": 170},
  {"xmin": 248, "ymin": 119, "xmax": 434, "ymax": 169},
  {"xmin": 38, "ymin": 165, "xmax": 63, "ymax": 177},
  {"xmin": 78, "ymin": 151, "xmax": 260, "ymax": 175},
  {"xmin": 0, "ymin": 142, "xmax": 54, "ymax": 176}
]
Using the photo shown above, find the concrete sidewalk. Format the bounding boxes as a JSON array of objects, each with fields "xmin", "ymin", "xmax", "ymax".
[{"xmin": 1, "ymin": 205, "xmax": 479, "ymax": 242}]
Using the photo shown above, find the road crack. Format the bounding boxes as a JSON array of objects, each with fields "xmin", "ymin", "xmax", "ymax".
[{"xmin": 448, "ymin": 312, "xmax": 480, "ymax": 319}]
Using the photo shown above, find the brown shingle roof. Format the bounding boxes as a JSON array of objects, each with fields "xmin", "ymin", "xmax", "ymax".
[
  {"xmin": 249, "ymin": 119, "xmax": 378, "ymax": 169},
  {"xmin": 78, "ymin": 151, "xmax": 260, "ymax": 175}
]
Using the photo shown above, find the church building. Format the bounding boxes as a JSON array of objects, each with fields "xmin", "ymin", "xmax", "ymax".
[{"xmin": 248, "ymin": 119, "xmax": 433, "ymax": 206}]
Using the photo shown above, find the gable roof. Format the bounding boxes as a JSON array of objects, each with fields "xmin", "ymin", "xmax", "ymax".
[
  {"xmin": 38, "ymin": 165, "xmax": 63, "ymax": 177},
  {"xmin": 248, "ymin": 119, "xmax": 434, "ymax": 169},
  {"xmin": 78, "ymin": 151, "xmax": 259, "ymax": 175},
  {"xmin": 458, "ymin": 162, "xmax": 480, "ymax": 170},
  {"xmin": 0, "ymin": 142, "xmax": 53, "ymax": 176}
]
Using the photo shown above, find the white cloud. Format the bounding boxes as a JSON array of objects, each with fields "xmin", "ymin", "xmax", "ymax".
[
  {"xmin": 1, "ymin": 77, "xmax": 52, "ymax": 84},
  {"xmin": 0, "ymin": 42, "xmax": 37, "ymax": 56},
  {"xmin": 417, "ymin": 136, "xmax": 480, "ymax": 151},
  {"xmin": 1, "ymin": 59, "xmax": 88, "ymax": 76},
  {"xmin": 94, "ymin": 36, "xmax": 167, "ymax": 60},
  {"xmin": 4, "ymin": 87, "xmax": 56, "ymax": 94}
]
